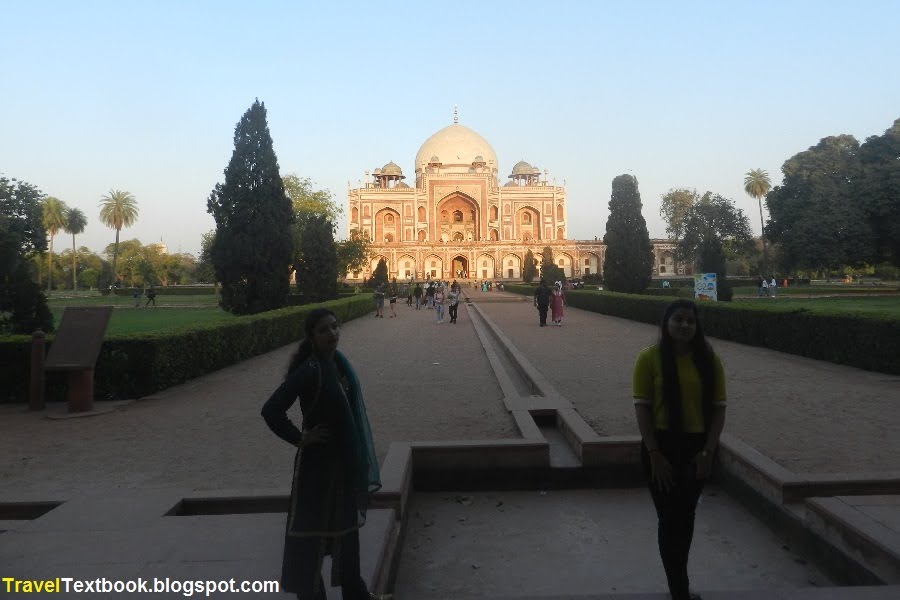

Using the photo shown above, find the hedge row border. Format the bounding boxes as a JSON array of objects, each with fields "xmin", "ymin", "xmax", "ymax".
[
  {"xmin": 503, "ymin": 285, "xmax": 900, "ymax": 375},
  {"xmin": 0, "ymin": 295, "xmax": 374, "ymax": 403}
]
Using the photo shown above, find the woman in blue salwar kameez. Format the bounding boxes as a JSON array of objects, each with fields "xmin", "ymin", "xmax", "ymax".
[{"xmin": 262, "ymin": 308, "xmax": 381, "ymax": 600}]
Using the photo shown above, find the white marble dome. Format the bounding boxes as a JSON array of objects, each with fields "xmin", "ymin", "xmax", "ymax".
[{"xmin": 415, "ymin": 123, "xmax": 498, "ymax": 173}]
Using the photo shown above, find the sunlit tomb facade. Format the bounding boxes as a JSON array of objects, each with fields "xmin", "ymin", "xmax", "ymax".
[{"xmin": 346, "ymin": 116, "xmax": 688, "ymax": 282}]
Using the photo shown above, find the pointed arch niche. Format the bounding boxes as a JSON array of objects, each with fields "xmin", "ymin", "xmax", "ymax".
[
  {"xmin": 436, "ymin": 192, "xmax": 479, "ymax": 243},
  {"xmin": 515, "ymin": 206, "xmax": 541, "ymax": 241},
  {"xmin": 375, "ymin": 208, "xmax": 402, "ymax": 243}
]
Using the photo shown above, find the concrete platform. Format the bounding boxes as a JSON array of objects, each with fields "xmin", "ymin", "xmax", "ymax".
[{"xmin": 395, "ymin": 488, "xmax": 833, "ymax": 598}]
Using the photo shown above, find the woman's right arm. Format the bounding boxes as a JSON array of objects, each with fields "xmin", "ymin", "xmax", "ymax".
[{"xmin": 261, "ymin": 369, "xmax": 306, "ymax": 446}]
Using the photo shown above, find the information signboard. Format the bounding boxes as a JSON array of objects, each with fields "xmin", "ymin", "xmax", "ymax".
[{"xmin": 44, "ymin": 307, "xmax": 113, "ymax": 371}]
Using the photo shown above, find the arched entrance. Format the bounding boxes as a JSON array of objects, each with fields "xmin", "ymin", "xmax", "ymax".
[{"xmin": 451, "ymin": 255, "xmax": 469, "ymax": 279}]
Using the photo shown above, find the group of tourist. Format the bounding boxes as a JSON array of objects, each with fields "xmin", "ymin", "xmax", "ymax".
[
  {"xmin": 757, "ymin": 276, "xmax": 779, "ymax": 297},
  {"xmin": 373, "ymin": 280, "xmax": 463, "ymax": 325},
  {"xmin": 263, "ymin": 293, "xmax": 726, "ymax": 600},
  {"xmin": 533, "ymin": 279, "xmax": 567, "ymax": 327}
]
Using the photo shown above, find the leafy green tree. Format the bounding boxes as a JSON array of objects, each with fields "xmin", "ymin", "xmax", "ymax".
[
  {"xmin": 602, "ymin": 174, "xmax": 653, "ymax": 293},
  {"xmin": 522, "ymin": 248, "xmax": 537, "ymax": 283},
  {"xmin": 207, "ymin": 100, "xmax": 293, "ymax": 314},
  {"xmin": 99, "ymin": 189, "xmax": 139, "ymax": 282},
  {"xmin": 0, "ymin": 176, "xmax": 53, "ymax": 333},
  {"xmin": 538, "ymin": 246, "xmax": 565, "ymax": 284},
  {"xmin": 371, "ymin": 258, "xmax": 389, "ymax": 287},
  {"xmin": 766, "ymin": 135, "xmax": 871, "ymax": 272},
  {"xmin": 336, "ymin": 229, "xmax": 371, "ymax": 279},
  {"xmin": 743, "ymin": 169, "xmax": 772, "ymax": 276},
  {"xmin": 677, "ymin": 193, "xmax": 753, "ymax": 301},
  {"xmin": 294, "ymin": 214, "xmax": 338, "ymax": 302},
  {"xmin": 194, "ymin": 231, "xmax": 217, "ymax": 284},
  {"xmin": 64, "ymin": 207, "xmax": 87, "ymax": 290},
  {"xmin": 41, "ymin": 196, "xmax": 68, "ymax": 292},
  {"xmin": 856, "ymin": 118, "xmax": 900, "ymax": 266},
  {"xmin": 660, "ymin": 188, "xmax": 699, "ymax": 241},
  {"xmin": 283, "ymin": 174, "xmax": 342, "ymax": 221}
]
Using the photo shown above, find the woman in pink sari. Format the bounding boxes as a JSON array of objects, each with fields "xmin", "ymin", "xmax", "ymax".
[{"xmin": 550, "ymin": 281, "xmax": 566, "ymax": 327}]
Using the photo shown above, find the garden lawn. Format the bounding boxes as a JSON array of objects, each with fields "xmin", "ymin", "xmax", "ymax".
[
  {"xmin": 48, "ymin": 294, "xmax": 232, "ymax": 335},
  {"xmin": 731, "ymin": 296, "xmax": 900, "ymax": 320}
]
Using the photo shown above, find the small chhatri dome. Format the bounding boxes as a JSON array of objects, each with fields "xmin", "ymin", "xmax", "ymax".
[
  {"xmin": 429, "ymin": 155, "xmax": 441, "ymax": 163},
  {"xmin": 373, "ymin": 168, "xmax": 382, "ymax": 175},
  {"xmin": 473, "ymin": 155, "xmax": 484, "ymax": 163},
  {"xmin": 381, "ymin": 161, "xmax": 403, "ymax": 176},
  {"xmin": 510, "ymin": 160, "xmax": 534, "ymax": 176}
]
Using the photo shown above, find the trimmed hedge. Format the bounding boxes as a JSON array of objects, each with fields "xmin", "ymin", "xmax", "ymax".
[
  {"xmin": 504, "ymin": 288, "xmax": 900, "ymax": 375},
  {"xmin": 0, "ymin": 295, "xmax": 373, "ymax": 403}
]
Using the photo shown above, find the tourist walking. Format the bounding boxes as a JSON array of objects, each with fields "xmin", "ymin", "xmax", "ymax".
[
  {"xmin": 388, "ymin": 284, "xmax": 398, "ymax": 318},
  {"xmin": 145, "ymin": 286, "xmax": 157, "ymax": 307},
  {"xmin": 768, "ymin": 278, "xmax": 777, "ymax": 298},
  {"xmin": 261, "ymin": 308, "xmax": 381, "ymax": 600},
  {"xmin": 373, "ymin": 283, "xmax": 385, "ymax": 318},
  {"xmin": 632, "ymin": 299, "xmax": 727, "ymax": 600},
  {"xmin": 550, "ymin": 281, "xmax": 566, "ymax": 326},
  {"xmin": 413, "ymin": 283, "xmax": 423, "ymax": 310},
  {"xmin": 533, "ymin": 279, "xmax": 552, "ymax": 327},
  {"xmin": 761, "ymin": 278, "xmax": 769, "ymax": 297},
  {"xmin": 434, "ymin": 285, "xmax": 446, "ymax": 323},
  {"xmin": 425, "ymin": 283, "xmax": 435, "ymax": 309},
  {"xmin": 447, "ymin": 286, "xmax": 460, "ymax": 324}
]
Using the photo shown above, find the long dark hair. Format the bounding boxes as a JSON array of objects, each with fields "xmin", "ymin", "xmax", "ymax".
[
  {"xmin": 286, "ymin": 308, "xmax": 337, "ymax": 377},
  {"xmin": 658, "ymin": 299, "xmax": 716, "ymax": 433}
]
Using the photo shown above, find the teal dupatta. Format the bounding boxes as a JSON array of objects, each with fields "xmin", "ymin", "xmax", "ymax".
[{"xmin": 322, "ymin": 351, "xmax": 381, "ymax": 520}]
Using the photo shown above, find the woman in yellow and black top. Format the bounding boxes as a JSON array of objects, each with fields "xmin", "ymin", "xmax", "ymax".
[{"xmin": 633, "ymin": 299, "xmax": 727, "ymax": 600}]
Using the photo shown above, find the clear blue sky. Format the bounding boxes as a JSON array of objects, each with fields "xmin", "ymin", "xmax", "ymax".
[{"xmin": 3, "ymin": 0, "xmax": 898, "ymax": 256}]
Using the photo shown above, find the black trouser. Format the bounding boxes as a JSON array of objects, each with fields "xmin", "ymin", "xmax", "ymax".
[
  {"xmin": 289, "ymin": 531, "xmax": 368, "ymax": 600},
  {"xmin": 641, "ymin": 431, "xmax": 707, "ymax": 600},
  {"xmin": 537, "ymin": 303, "xmax": 549, "ymax": 325},
  {"xmin": 448, "ymin": 303, "xmax": 458, "ymax": 322}
]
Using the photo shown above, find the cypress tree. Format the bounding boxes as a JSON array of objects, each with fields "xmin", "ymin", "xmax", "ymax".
[
  {"xmin": 602, "ymin": 174, "xmax": 653, "ymax": 293},
  {"xmin": 539, "ymin": 245, "xmax": 565, "ymax": 284},
  {"xmin": 294, "ymin": 214, "xmax": 338, "ymax": 303},
  {"xmin": 372, "ymin": 258, "xmax": 388, "ymax": 287},
  {"xmin": 522, "ymin": 249, "xmax": 537, "ymax": 283},
  {"xmin": 207, "ymin": 100, "xmax": 292, "ymax": 314}
]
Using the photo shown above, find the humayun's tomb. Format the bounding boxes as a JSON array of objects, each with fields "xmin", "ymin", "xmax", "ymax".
[{"xmin": 346, "ymin": 111, "xmax": 688, "ymax": 282}]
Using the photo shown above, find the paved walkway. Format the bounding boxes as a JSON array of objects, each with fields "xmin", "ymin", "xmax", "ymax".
[
  {"xmin": 2, "ymin": 291, "xmax": 898, "ymax": 495},
  {"xmin": 470, "ymin": 288, "xmax": 900, "ymax": 475},
  {"xmin": 2, "ymin": 291, "xmax": 899, "ymax": 599}
]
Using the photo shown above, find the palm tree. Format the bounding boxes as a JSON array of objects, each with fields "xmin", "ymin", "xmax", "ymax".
[
  {"xmin": 744, "ymin": 169, "xmax": 772, "ymax": 276},
  {"xmin": 64, "ymin": 207, "xmax": 88, "ymax": 291},
  {"xmin": 99, "ymin": 189, "xmax": 139, "ymax": 282},
  {"xmin": 41, "ymin": 197, "xmax": 68, "ymax": 293}
]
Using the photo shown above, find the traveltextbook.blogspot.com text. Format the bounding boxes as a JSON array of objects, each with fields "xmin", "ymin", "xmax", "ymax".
[{"xmin": 2, "ymin": 576, "xmax": 280, "ymax": 596}]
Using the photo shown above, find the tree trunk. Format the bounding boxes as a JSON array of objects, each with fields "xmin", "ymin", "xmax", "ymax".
[
  {"xmin": 758, "ymin": 197, "xmax": 769, "ymax": 277},
  {"xmin": 72, "ymin": 233, "xmax": 78, "ymax": 291},
  {"xmin": 111, "ymin": 228, "xmax": 120, "ymax": 285},
  {"xmin": 47, "ymin": 235, "xmax": 54, "ymax": 294}
]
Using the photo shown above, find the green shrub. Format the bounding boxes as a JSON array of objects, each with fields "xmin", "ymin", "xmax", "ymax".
[
  {"xmin": 0, "ymin": 295, "xmax": 373, "ymax": 403},
  {"xmin": 504, "ymin": 288, "xmax": 899, "ymax": 374}
]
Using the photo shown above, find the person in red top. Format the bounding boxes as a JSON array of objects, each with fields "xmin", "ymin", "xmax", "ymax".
[{"xmin": 633, "ymin": 300, "xmax": 727, "ymax": 600}]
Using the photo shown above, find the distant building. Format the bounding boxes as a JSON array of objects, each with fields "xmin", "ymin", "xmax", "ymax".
[{"xmin": 347, "ymin": 111, "xmax": 688, "ymax": 281}]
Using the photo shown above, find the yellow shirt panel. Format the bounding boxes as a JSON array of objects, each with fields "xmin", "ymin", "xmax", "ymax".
[{"xmin": 632, "ymin": 345, "xmax": 726, "ymax": 432}]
